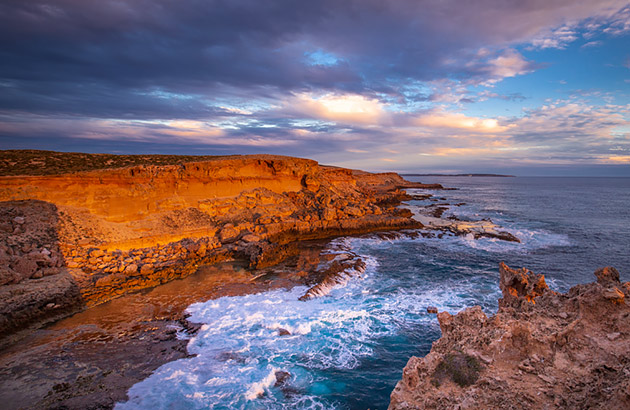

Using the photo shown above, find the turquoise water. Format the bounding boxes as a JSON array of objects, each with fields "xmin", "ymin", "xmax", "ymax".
[{"xmin": 117, "ymin": 177, "xmax": 630, "ymax": 410}]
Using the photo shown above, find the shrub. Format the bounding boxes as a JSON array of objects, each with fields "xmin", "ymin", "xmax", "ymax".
[{"xmin": 431, "ymin": 352, "xmax": 482, "ymax": 387}]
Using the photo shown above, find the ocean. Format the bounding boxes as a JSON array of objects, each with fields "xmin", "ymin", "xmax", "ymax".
[{"xmin": 116, "ymin": 176, "xmax": 630, "ymax": 410}]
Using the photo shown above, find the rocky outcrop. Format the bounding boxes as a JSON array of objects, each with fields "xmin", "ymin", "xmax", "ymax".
[
  {"xmin": 298, "ymin": 252, "xmax": 366, "ymax": 301},
  {"xmin": 389, "ymin": 263, "xmax": 630, "ymax": 409},
  {"xmin": 0, "ymin": 153, "xmax": 427, "ymax": 338}
]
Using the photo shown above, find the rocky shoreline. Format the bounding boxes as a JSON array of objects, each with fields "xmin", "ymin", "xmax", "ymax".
[
  {"xmin": 0, "ymin": 240, "xmax": 362, "ymax": 409},
  {"xmin": 1, "ymin": 153, "xmax": 434, "ymax": 339},
  {"xmin": 0, "ymin": 150, "xmax": 536, "ymax": 409},
  {"xmin": 389, "ymin": 263, "xmax": 630, "ymax": 409},
  {"xmin": 0, "ymin": 151, "xmax": 447, "ymax": 409}
]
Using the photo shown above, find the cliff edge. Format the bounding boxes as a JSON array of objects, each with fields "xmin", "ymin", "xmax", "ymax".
[
  {"xmin": 0, "ymin": 152, "xmax": 432, "ymax": 339},
  {"xmin": 389, "ymin": 263, "xmax": 630, "ymax": 409}
]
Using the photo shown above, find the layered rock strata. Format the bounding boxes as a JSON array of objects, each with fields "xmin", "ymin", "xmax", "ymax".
[
  {"xmin": 389, "ymin": 262, "xmax": 630, "ymax": 409},
  {"xmin": 0, "ymin": 153, "xmax": 432, "ymax": 337}
]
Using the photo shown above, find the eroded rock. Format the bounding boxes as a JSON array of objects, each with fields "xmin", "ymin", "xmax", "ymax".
[
  {"xmin": 389, "ymin": 263, "xmax": 630, "ymax": 410},
  {"xmin": 499, "ymin": 261, "xmax": 550, "ymax": 307}
]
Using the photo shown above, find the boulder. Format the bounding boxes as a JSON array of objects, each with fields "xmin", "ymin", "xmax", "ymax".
[
  {"xmin": 124, "ymin": 263, "xmax": 139, "ymax": 275},
  {"xmin": 595, "ymin": 266, "xmax": 620, "ymax": 286},
  {"xmin": 499, "ymin": 261, "xmax": 550, "ymax": 307}
]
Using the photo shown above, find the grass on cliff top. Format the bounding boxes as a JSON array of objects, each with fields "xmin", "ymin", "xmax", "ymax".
[
  {"xmin": 0, "ymin": 150, "xmax": 234, "ymax": 176},
  {"xmin": 431, "ymin": 353, "xmax": 482, "ymax": 388}
]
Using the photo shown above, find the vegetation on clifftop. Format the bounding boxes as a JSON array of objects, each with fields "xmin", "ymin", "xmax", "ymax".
[{"xmin": 0, "ymin": 150, "xmax": 230, "ymax": 176}]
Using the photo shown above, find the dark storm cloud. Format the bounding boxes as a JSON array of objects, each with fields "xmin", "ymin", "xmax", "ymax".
[{"xmin": 1, "ymin": 0, "xmax": 626, "ymax": 119}]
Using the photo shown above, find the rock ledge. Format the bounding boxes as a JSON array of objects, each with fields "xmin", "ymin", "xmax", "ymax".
[{"xmin": 389, "ymin": 262, "xmax": 630, "ymax": 409}]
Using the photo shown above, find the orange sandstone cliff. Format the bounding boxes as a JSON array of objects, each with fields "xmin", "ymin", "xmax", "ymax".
[
  {"xmin": 0, "ymin": 152, "xmax": 431, "ymax": 337},
  {"xmin": 389, "ymin": 263, "xmax": 630, "ymax": 409}
]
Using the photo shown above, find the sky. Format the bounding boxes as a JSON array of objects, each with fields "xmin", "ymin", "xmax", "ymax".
[{"xmin": 0, "ymin": 0, "xmax": 629, "ymax": 175}]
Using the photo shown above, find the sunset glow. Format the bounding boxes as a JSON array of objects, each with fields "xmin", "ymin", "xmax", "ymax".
[{"xmin": 0, "ymin": 0, "xmax": 628, "ymax": 175}]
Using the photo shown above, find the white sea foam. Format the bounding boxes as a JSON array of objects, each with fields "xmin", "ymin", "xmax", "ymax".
[
  {"xmin": 117, "ymin": 206, "xmax": 569, "ymax": 409},
  {"xmin": 244, "ymin": 368, "xmax": 278, "ymax": 400}
]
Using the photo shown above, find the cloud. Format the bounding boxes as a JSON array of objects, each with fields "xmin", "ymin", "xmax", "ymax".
[
  {"xmin": 1, "ymin": 0, "xmax": 627, "ymax": 117},
  {"xmin": 286, "ymin": 93, "xmax": 386, "ymax": 125},
  {"xmin": 530, "ymin": 26, "xmax": 579, "ymax": 49},
  {"xmin": 413, "ymin": 110, "xmax": 511, "ymax": 133},
  {"xmin": 484, "ymin": 49, "xmax": 537, "ymax": 81},
  {"xmin": 581, "ymin": 40, "xmax": 603, "ymax": 48},
  {"xmin": 1, "ymin": 0, "xmax": 629, "ymax": 175}
]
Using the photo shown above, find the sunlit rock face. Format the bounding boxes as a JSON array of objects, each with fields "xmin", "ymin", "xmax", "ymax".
[
  {"xmin": 389, "ymin": 262, "xmax": 630, "ymax": 410},
  {"xmin": 0, "ymin": 153, "xmax": 429, "ymax": 336}
]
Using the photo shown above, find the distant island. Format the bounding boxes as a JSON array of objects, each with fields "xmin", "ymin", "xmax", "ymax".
[{"xmin": 402, "ymin": 173, "xmax": 515, "ymax": 177}]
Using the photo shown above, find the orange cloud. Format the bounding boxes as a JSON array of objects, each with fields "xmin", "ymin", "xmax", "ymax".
[
  {"xmin": 414, "ymin": 111, "xmax": 510, "ymax": 133},
  {"xmin": 290, "ymin": 93, "xmax": 385, "ymax": 125},
  {"xmin": 607, "ymin": 155, "xmax": 630, "ymax": 163}
]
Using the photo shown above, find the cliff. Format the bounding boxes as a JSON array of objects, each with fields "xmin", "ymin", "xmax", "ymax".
[
  {"xmin": 389, "ymin": 263, "xmax": 630, "ymax": 409},
  {"xmin": 0, "ymin": 152, "xmax": 432, "ymax": 338}
]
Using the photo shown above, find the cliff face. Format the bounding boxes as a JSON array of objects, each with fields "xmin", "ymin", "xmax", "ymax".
[
  {"xmin": 0, "ymin": 154, "xmax": 428, "ymax": 338},
  {"xmin": 389, "ymin": 263, "xmax": 630, "ymax": 409}
]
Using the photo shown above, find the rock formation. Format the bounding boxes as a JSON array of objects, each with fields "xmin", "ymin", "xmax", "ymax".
[
  {"xmin": 0, "ymin": 152, "xmax": 434, "ymax": 338},
  {"xmin": 389, "ymin": 262, "xmax": 630, "ymax": 409}
]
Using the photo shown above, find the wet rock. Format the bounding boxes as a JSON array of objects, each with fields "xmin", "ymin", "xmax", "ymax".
[
  {"xmin": 427, "ymin": 306, "xmax": 438, "ymax": 314},
  {"xmin": 216, "ymin": 352, "xmax": 247, "ymax": 364},
  {"xmin": 274, "ymin": 371, "xmax": 291, "ymax": 387},
  {"xmin": 277, "ymin": 328, "xmax": 291, "ymax": 336}
]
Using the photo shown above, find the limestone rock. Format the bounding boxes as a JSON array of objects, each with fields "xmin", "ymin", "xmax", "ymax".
[
  {"xmin": 124, "ymin": 263, "xmax": 138, "ymax": 275},
  {"xmin": 0, "ymin": 154, "xmax": 427, "ymax": 338},
  {"xmin": 498, "ymin": 261, "xmax": 550, "ymax": 307},
  {"xmin": 595, "ymin": 266, "xmax": 620, "ymax": 285},
  {"xmin": 389, "ymin": 263, "xmax": 630, "ymax": 410}
]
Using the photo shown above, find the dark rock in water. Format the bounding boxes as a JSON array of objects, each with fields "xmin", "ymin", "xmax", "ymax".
[
  {"xmin": 274, "ymin": 370, "xmax": 302, "ymax": 398},
  {"xmin": 427, "ymin": 306, "xmax": 438, "ymax": 314},
  {"xmin": 277, "ymin": 328, "xmax": 291, "ymax": 336},
  {"xmin": 477, "ymin": 230, "xmax": 520, "ymax": 243},
  {"xmin": 216, "ymin": 352, "xmax": 247, "ymax": 364},
  {"xmin": 274, "ymin": 370, "xmax": 291, "ymax": 387},
  {"xmin": 298, "ymin": 257, "xmax": 366, "ymax": 301}
]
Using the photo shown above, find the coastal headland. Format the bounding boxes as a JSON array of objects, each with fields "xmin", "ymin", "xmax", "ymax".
[
  {"xmin": 0, "ymin": 150, "xmax": 441, "ymax": 408},
  {"xmin": 3, "ymin": 150, "xmax": 608, "ymax": 410},
  {"xmin": 0, "ymin": 150, "xmax": 447, "ymax": 340},
  {"xmin": 390, "ymin": 263, "xmax": 630, "ymax": 409}
]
